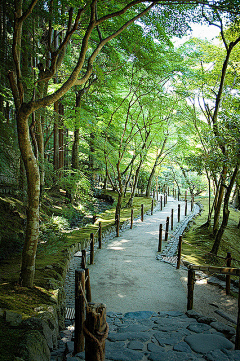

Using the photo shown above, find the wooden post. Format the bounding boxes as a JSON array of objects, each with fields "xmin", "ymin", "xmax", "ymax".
[
  {"xmin": 185, "ymin": 199, "xmax": 187, "ymax": 216},
  {"xmin": 160, "ymin": 196, "xmax": 163, "ymax": 210},
  {"xmin": 158, "ymin": 224, "xmax": 162, "ymax": 252},
  {"xmin": 130, "ymin": 209, "xmax": 133, "ymax": 229},
  {"xmin": 166, "ymin": 192, "xmax": 167, "ymax": 204},
  {"xmin": 168, "ymin": 186, "xmax": 169, "ymax": 196},
  {"xmin": 185, "ymin": 190, "xmax": 187, "ymax": 201},
  {"xmin": 74, "ymin": 270, "xmax": 85, "ymax": 354},
  {"xmin": 191, "ymin": 198, "xmax": 193, "ymax": 211},
  {"xmin": 98, "ymin": 222, "xmax": 102, "ymax": 249},
  {"xmin": 164, "ymin": 194, "xmax": 166, "ymax": 207},
  {"xmin": 141, "ymin": 204, "xmax": 144, "ymax": 222},
  {"xmin": 226, "ymin": 252, "xmax": 232, "ymax": 295},
  {"xmin": 173, "ymin": 188, "xmax": 174, "ymax": 198},
  {"xmin": 187, "ymin": 269, "xmax": 195, "ymax": 310},
  {"xmin": 171, "ymin": 209, "xmax": 174, "ymax": 230},
  {"xmin": 85, "ymin": 303, "xmax": 108, "ymax": 361},
  {"xmin": 85, "ymin": 268, "xmax": 92, "ymax": 302},
  {"xmin": 151, "ymin": 199, "xmax": 154, "ymax": 215},
  {"xmin": 178, "ymin": 191, "xmax": 180, "ymax": 201},
  {"xmin": 165, "ymin": 217, "xmax": 169, "ymax": 242},
  {"xmin": 235, "ymin": 277, "xmax": 240, "ymax": 350},
  {"xmin": 176, "ymin": 236, "xmax": 182, "ymax": 269},
  {"xmin": 81, "ymin": 249, "xmax": 86, "ymax": 269},
  {"xmin": 156, "ymin": 191, "xmax": 158, "ymax": 200},
  {"xmin": 116, "ymin": 214, "xmax": 120, "ymax": 237},
  {"xmin": 90, "ymin": 233, "xmax": 94, "ymax": 265},
  {"xmin": 178, "ymin": 204, "xmax": 180, "ymax": 222}
]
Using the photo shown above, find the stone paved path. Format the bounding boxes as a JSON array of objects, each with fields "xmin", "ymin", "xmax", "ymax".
[{"xmin": 51, "ymin": 195, "xmax": 239, "ymax": 360}]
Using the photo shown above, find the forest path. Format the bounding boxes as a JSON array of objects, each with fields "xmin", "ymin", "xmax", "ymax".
[{"xmin": 87, "ymin": 195, "xmax": 190, "ymax": 313}]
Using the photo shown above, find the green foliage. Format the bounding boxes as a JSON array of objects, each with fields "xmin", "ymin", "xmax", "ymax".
[{"xmin": 58, "ymin": 169, "xmax": 92, "ymax": 203}]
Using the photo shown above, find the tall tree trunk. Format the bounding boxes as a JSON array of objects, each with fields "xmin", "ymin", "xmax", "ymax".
[
  {"xmin": 58, "ymin": 102, "xmax": 64, "ymax": 177},
  {"xmin": 53, "ymin": 101, "xmax": 59, "ymax": 172},
  {"xmin": 89, "ymin": 132, "xmax": 95, "ymax": 188},
  {"xmin": 18, "ymin": 110, "xmax": 40, "ymax": 287},
  {"xmin": 72, "ymin": 129, "xmax": 79, "ymax": 170},
  {"xmin": 127, "ymin": 159, "xmax": 143, "ymax": 207},
  {"xmin": 211, "ymin": 165, "xmax": 239, "ymax": 255},
  {"xmin": 213, "ymin": 165, "xmax": 227, "ymax": 235}
]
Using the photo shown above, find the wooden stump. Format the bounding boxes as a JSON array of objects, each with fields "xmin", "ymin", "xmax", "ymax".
[
  {"xmin": 187, "ymin": 269, "xmax": 195, "ymax": 310},
  {"xmin": 85, "ymin": 303, "xmax": 108, "ymax": 361},
  {"xmin": 98, "ymin": 222, "xmax": 102, "ymax": 249},
  {"xmin": 74, "ymin": 270, "xmax": 85, "ymax": 354}
]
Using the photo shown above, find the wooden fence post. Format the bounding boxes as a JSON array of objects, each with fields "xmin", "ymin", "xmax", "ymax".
[
  {"xmin": 185, "ymin": 199, "xmax": 187, "ymax": 216},
  {"xmin": 74, "ymin": 270, "xmax": 85, "ymax": 354},
  {"xmin": 176, "ymin": 236, "xmax": 182, "ymax": 269},
  {"xmin": 158, "ymin": 224, "xmax": 162, "ymax": 252},
  {"xmin": 171, "ymin": 209, "xmax": 174, "ymax": 230},
  {"xmin": 130, "ymin": 209, "xmax": 133, "ymax": 229},
  {"xmin": 166, "ymin": 192, "xmax": 168, "ymax": 204},
  {"xmin": 164, "ymin": 194, "xmax": 166, "ymax": 207},
  {"xmin": 116, "ymin": 214, "xmax": 120, "ymax": 237},
  {"xmin": 151, "ymin": 199, "xmax": 154, "ymax": 215},
  {"xmin": 85, "ymin": 268, "xmax": 92, "ymax": 302},
  {"xmin": 235, "ymin": 277, "xmax": 240, "ymax": 350},
  {"xmin": 98, "ymin": 222, "xmax": 102, "ymax": 249},
  {"xmin": 187, "ymin": 269, "xmax": 195, "ymax": 310},
  {"xmin": 178, "ymin": 204, "xmax": 180, "ymax": 222},
  {"xmin": 168, "ymin": 186, "xmax": 169, "ymax": 196},
  {"xmin": 178, "ymin": 191, "xmax": 180, "ymax": 201},
  {"xmin": 81, "ymin": 249, "xmax": 86, "ymax": 269},
  {"xmin": 85, "ymin": 303, "xmax": 108, "ymax": 361},
  {"xmin": 161, "ymin": 196, "xmax": 163, "ymax": 210},
  {"xmin": 191, "ymin": 198, "xmax": 193, "ymax": 211},
  {"xmin": 141, "ymin": 204, "xmax": 144, "ymax": 222},
  {"xmin": 90, "ymin": 233, "xmax": 94, "ymax": 265},
  {"xmin": 156, "ymin": 191, "xmax": 158, "ymax": 200},
  {"xmin": 226, "ymin": 252, "xmax": 232, "ymax": 295},
  {"xmin": 165, "ymin": 217, "xmax": 169, "ymax": 242}
]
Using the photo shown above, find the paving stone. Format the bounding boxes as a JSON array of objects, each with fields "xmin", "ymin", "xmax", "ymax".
[
  {"xmin": 153, "ymin": 331, "xmax": 184, "ymax": 346},
  {"xmin": 118, "ymin": 324, "xmax": 152, "ymax": 333},
  {"xmin": 127, "ymin": 340, "xmax": 144, "ymax": 350},
  {"xmin": 148, "ymin": 350, "xmax": 201, "ymax": 361},
  {"xmin": 147, "ymin": 342, "xmax": 165, "ymax": 352},
  {"xmin": 108, "ymin": 331, "xmax": 150, "ymax": 342},
  {"xmin": 123, "ymin": 311, "xmax": 156, "ymax": 320},
  {"xmin": 73, "ymin": 351, "xmax": 84, "ymax": 359},
  {"xmin": 187, "ymin": 323, "xmax": 212, "ymax": 333},
  {"xmin": 105, "ymin": 347, "xmax": 144, "ymax": 361},
  {"xmin": 210, "ymin": 322, "xmax": 236, "ymax": 337},
  {"xmin": 173, "ymin": 341, "xmax": 192, "ymax": 353},
  {"xmin": 185, "ymin": 334, "xmax": 234, "ymax": 354}
]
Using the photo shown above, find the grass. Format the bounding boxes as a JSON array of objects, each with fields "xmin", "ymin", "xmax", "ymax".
[{"xmin": 182, "ymin": 195, "xmax": 240, "ymax": 270}]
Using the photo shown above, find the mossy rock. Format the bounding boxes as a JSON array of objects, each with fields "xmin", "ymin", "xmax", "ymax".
[{"xmin": 18, "ymin": 330, "xmax": 50, "ymax": 361}]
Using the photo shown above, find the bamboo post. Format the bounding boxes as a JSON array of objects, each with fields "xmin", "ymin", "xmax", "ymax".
[
  {"xmin": 116, "ymin": 214, "xmax": 120, "ymax": 237},
  {"xmin": 74, "ymin": 270, "xmax": 85, "ymax": 354},
  {"xmin": 165, "ymin": 217, "xmax": 169, "ymax": 242},
  {"xmin": 187, "ymin": 269, "xmax": 195, "ymax": 310},
  {"xmin": 171, "ymin": 209, "xmax": 174, "ymax": 230},
  {"xmin": 90, "ymin": 233, "xmax": 94, "ymax": 265},
  {"xmin": 185, "ymin": 199, "xmax": 187, "ymax": 216},
  {"xmin": 85, "ymin": 303, "xmax": 108, "ymax": 361},
  {"xmin": 141, "ymin": 204, "xmax": 144, "ymax": 222},
  {"xmin": 98, "ymin": 222, "xmax": 102, "ymax": 249},
  {"xmin": 85, "ymin": 268, "xmax": 92, "ymax": 302},
  {"xmin": 81, "ymin": 249, "xmax": 86, "ymax": 269},
  {"xmin": 160, "ymin": 196, "xmax": 163, "ymax": 210},
  {"xmin": 235, "ymin": 277, "xmax": 240, "ymax": 350},
  {"xmin": 178, "ymin": 204, "xmax": 180, "ymax": 222},
  {"xmin": 226, "ymin": 252, "xmax": 232, "ymax": 295},
  {"xmin": 151, "ymin": 199, "xmax": 154, "ymax": 215},
  {"xmin": 130, "ymin": 209, "xmax": 133, "ymax": 229},
  {"xmin": 158, "ymin": 224, "xmax": 162, "ymax": 252},
  {"xmin": 176, "ymin": 235, "xmax": 182, "ymax": 269}
]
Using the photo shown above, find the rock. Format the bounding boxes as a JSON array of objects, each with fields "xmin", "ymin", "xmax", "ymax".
[
  {"xmin": 210, "ymin": 321, "xmax": 236, "ymax": 338},
  {"xmin": 18, "ymin": 330, "xmax": 50, "ymax": 361},
  {"xmin": 185, "ymin": 334, "xmax": 234, "ymax": 354},
  {"xmin": 123, "ymin": 311, "xmax": 156, "ymax": 320},
  {"xmin": 5, "ymin": 310, "xmax": 22, "ymax": 326},
  {"xmin": 127, "ymin": 340, "xmax": 144, "ymax": 350}
]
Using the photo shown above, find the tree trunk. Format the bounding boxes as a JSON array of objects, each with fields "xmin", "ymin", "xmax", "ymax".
[
  {"xmin": 72, "ymin": 128, "xmax": 80, "ymax": 170},
  {"xmin": 58, "ymin": 102, "xmax": 64, "ymax": 177},
  {"xmin": 89, "ymin": 132, "xmax": 95, "ymax": 188},
  {"xmin": 213, "ymin": 166, "xmax": 227, "ymax": 235},
  {"xmin": 18, "ymin": 110, "xmax": 40, "ymax": 287},
  {"xmin": 146, "ymin": 166, "xmax": 156, "ymax": 197},
  {"xmin": 127, "ymin": 160, "xmax": 142, "ymax": 207},
  {"xmin": 211, "ymin": 165, "xmax": 239, "ymax": 255},
  {"xmin": 53, "ymin": 101, "xmax": 59, "ymax": 172}
]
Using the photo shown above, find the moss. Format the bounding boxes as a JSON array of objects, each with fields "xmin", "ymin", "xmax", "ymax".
[{"xmin": 0, "ymin": 317, "xmax": 23, "ymax": 361}]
